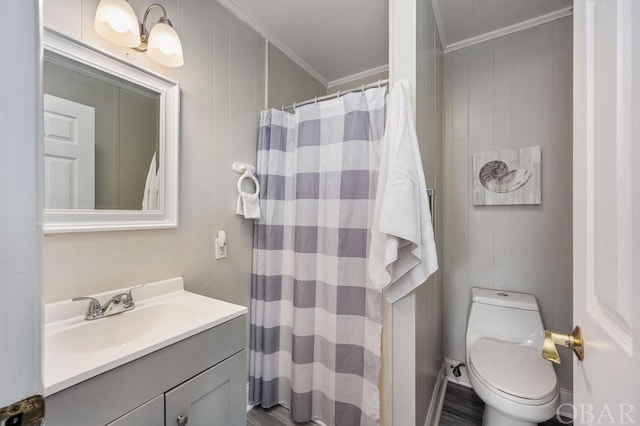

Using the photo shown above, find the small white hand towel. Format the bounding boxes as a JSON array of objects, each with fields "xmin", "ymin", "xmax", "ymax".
[
  {"xmin": 235, "ymin": 171, "xmax": 261, "ymax": 219},
  {"xmin": 236, "ymin": 191, "xmax": 260, "ymax": 219},
  {"xmin": 142, "ymin": 152, "xmax": 157, "ymax": 210},
  {"xmin": 368, "ymin": 79, "xmax": 438, "ymax": 303}
]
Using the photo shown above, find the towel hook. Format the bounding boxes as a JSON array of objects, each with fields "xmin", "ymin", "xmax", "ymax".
[{"xmin": 237, "ymin": 170, "xmax": 260, "ymax": 196}]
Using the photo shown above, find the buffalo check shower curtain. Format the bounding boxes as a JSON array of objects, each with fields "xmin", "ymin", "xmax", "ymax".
[{"xmin": 249, "ymin": 87, "xmax": 386, "ymax": 426}]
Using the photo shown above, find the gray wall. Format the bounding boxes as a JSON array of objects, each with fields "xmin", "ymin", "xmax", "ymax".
[
  {"xmin": 267, "ymin": 43, "xmax": 326, "ymax": 108},
  {"xmin": 176, "ymin": 0, "xmax": 265, "ymax": 308},
  {"xmin": 442, "ymin": 17, "xmax": 573, "ymax": 391},
  {"xmin": 415, "ymin": 0, "xmax": 443, "ymax": 423},
  {"xmin": 42, "ymin": 0, "xmax": 324, "ymax": 305}
]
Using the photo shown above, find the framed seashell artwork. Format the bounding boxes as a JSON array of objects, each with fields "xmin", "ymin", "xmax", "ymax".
[{"xmin": 472, "ymin": 146, "xmax": 541, "ymax": 205}]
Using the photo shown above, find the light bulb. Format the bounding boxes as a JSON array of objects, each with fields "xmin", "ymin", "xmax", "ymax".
[
  {"xmin": 147, "ymin": 22, "xmax": 184, "ymax": 68},
  {"xmin": 94, "ymin": 0, "xmax": 140, "ymax": 48}
]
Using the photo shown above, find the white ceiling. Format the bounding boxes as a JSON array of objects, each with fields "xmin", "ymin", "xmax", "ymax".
[
  {"xmin": 217, "ymin": 0, "xmax": 389, "ymax": 86},
  {"xmin": 217, "ymin": 0, "xmax": 572, "ymax": 86}
]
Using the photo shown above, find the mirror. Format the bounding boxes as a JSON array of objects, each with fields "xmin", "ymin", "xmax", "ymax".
[{"xmin": 43, "ymin": 30, "xmax": 179, "ymax": 233}]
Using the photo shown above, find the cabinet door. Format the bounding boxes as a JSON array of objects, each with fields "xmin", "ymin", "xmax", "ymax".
[
  {"xmin": 165, "ymin": 350, "xmax": 246, "ymax": 426},
  {"xmin": 107, "ymin": 395, "xmax": 164, "ymax": 426}
]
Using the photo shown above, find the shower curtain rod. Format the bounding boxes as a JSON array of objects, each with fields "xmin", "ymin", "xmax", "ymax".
[{"xmin": 282, "ymin": 78, "xmax": 390, "ymax": 111}]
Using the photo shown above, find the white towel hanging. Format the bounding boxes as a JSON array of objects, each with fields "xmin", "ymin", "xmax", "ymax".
[
  {"xmin": 368, "ymin": 79, "xmax": 438, "ymax": 303},
  {"xmin": 142, "ymin": 152, "xmax": 158, "ymax": 210},
  {"xmin": 233, "ymin": 163, "xmax": 260, "ymax": 219}
]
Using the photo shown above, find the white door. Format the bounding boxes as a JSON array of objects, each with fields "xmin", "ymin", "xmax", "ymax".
[
  {"xmin": 43, "ymin": 94, "xmax": 95, "ymax": 209},
  {"xmin": 573, "ymin": 0, "xmax": 640, "ymax": 424},
  {"xmin": 0, "ymin": 0, "xmax": 43, "ymax": 421}
]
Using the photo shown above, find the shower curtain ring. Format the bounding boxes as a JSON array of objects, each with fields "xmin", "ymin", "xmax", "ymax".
[
  {"xmin": 281, "ymin": 105, "xmax": 284, "ymax": 112},
  {"xmin": 361, "ymin": 84, "xmax": 365, "ymax": 95},
  {"xmin": 314, "ymin": 97, "xmax": 318, "ymax": 105},
  {"xmin": 377, "ymin": 79, "xmax": 381, "ymax": 88},
  {"xmin": 336, "ymin": 90, "xmax": 341, "ymax": 99},
  {"xmin": 293, "ymin": 102, "xmax": 296, "ymax": 111}
]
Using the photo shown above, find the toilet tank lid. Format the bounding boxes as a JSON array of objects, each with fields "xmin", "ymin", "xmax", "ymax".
[{"xmin": 471, "ymin": 288, "xmax": 539, "ymax": 311}]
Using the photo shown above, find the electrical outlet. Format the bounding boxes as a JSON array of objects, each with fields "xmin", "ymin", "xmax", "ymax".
[
  {"xmin": 215, "ymin": 230, "xmax": 227, "ymax": 259},
  {"xmin": 216, "ymin": 241, "xmax": 227, "ymax": 259}
]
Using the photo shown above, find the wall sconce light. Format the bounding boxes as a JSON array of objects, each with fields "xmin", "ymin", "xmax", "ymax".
[{"xmin": 94, "ymin": 0, "xmax": 184, "ymax": 68}]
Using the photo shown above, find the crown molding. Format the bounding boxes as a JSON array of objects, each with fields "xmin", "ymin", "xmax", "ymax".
[
  {"xmin": 443, "ymin": 6, "xmax": 573, "ymax": 53},
  {"xmin": 327, "ymin": 64, "xmax": 389, "ymax": 89}
]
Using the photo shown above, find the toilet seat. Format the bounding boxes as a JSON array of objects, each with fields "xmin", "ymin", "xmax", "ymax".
[{"xmin": 468, "ymin": 338, "xmax": 557, "ymax": 405}]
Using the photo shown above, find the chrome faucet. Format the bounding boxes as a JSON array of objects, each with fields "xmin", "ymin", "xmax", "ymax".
[{"xmin": 72, "ymin": 284, "xmax": 146, "ymax": 320}]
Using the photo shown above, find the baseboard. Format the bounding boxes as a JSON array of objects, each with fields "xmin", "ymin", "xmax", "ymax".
[
  {"xmin": 558, "ymin": 388, "xmax": 573, "ymax": 419},
  {"xmin": 424, "ymin": 360, "xmax": 448, "ymax": 426}
]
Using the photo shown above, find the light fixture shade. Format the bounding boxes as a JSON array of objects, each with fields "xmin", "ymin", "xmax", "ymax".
[
  {"xmin": 147, "ymin": 22, "xmax": 184, "ymax": 68},
  {"xmin": 94, "ymin": 0, "xmax": 140, "ymax": 48}
]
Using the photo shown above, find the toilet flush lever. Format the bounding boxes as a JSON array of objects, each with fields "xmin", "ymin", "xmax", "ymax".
[{"xmin": 542, "ymin": 326, "xmax": 584, "ymax": 364}]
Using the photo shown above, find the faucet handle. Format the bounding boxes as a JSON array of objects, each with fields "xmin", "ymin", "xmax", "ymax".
[
  {"xmin": 72, "ymin": 296, "xmax": 102, "ymax": 319},
  {"xmin": 123, "ymin": 283, "xmax": 146, "ymax": 308}
]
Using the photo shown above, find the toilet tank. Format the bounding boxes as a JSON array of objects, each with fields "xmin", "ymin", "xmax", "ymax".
[{"xmin": 466, "ymin": 288, "xmax": 545, "ymax": 353}]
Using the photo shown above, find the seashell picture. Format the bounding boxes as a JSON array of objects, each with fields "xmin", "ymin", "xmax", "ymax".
[{"xmin": 473, "ymin": 146, "xmax": 541, "ymax": 205}]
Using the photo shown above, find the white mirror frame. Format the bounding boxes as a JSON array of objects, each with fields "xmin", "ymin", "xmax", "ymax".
[{"xmin": 43, "ymin": 29, "xmax": 179, "ymax": 233}]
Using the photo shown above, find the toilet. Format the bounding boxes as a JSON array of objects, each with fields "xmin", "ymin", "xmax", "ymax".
[{"xmin": 465, "ymin": 288, "xmax": 559, "ymax": 425}]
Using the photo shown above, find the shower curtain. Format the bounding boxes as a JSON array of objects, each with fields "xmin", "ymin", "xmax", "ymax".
[{"xmin": 249, "ymin": 87, "xmax": 386, "ymax": 426}]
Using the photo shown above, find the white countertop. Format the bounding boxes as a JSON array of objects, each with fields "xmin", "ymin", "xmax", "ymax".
[{"xmin": 44, "ymin": 277, "xmax": 247, "ymax": 396}]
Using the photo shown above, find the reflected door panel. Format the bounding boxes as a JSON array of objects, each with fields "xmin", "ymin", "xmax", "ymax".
[{"xmin": 44, "ymin": 94, "xmax": 95, "ymax": 209}]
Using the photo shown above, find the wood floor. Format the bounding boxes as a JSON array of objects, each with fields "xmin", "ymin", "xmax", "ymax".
[
  {"xmin": 439, "ymin": 382, "xmax": 572, "ymax": 426},
  {"xmin": 247, "ymin": 404, "xmax": 313, "ymax": 426},
  {"xmin": 247, "ymin": 382, "xmax": 572, "ymax": 425},
  {"xmin": 439, "ymin": 381, "xmax": 485, "ymax": 425}
]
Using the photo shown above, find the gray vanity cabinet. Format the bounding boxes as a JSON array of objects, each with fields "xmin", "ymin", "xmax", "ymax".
[
  {"xmin": 165, "ymin": 351, "xmax": 246, "ymax": 426},
  {"xmin": 107, "ymin": 396, "xmax": 164, "ymax": 426},
  {"xmin": 45, "ymin": 315, "xmax": 247, "ymax": 426}
]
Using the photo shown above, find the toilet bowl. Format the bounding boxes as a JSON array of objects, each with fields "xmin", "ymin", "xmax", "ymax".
[{"xmin": 466, "ymin": 288, "xmax": 559, "ymax": 426}]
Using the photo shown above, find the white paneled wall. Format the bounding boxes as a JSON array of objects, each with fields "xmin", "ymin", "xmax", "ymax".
[
  {"xmin": 268, "ymin": 44, "xmax": 326, "ymax": 108},
  {"xmin": 385, "ymin": 0, "xmax": 443, "ymax": 424},
  {"xmin": 442, "ymin": 17, "xmax": 573, "ymax": 391},
  {"xmin": 42, "ymin": 0, "xmax": 181, "ymax": 303},
  {"xmin": 42, "ymin": 0, "xmax": 324, "ymax": 305},
  {"xmin": 415, "ymin": 0, "xmax": 443, "ymax": 423}
]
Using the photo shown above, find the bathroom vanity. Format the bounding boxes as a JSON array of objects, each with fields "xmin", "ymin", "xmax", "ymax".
[{"xmin": 43, "ymin": 278, "xmax": 248, "ymax": 426}]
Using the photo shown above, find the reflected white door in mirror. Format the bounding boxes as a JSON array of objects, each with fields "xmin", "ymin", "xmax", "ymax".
[{"xmin": 43, "ymin": 29, "xmax": 179, "ymax": 233}]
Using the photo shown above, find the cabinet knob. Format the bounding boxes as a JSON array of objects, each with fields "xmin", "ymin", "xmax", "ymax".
[{"xmin": 177, "ymin": 415, "xmax": 189, "ymax": 425}]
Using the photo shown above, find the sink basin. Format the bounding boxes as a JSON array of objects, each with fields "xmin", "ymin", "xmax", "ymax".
[
  {"xmin": 44, "ymin": 277, "xmax": 247, "ymax": 396},
  {"xmin": 47, "ymin": 303, "xmax": 195, "ymax": 355}
]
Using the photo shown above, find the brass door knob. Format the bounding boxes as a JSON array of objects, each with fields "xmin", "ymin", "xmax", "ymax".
[
  {"xmin": 542, "ymin": 326, "xmax": 584, "ymax": 364},
  {"xmin": 177, "ymin": 415, "xmax": 189, "ymax": 425}
]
